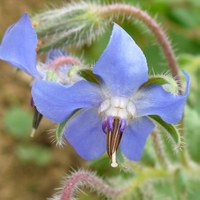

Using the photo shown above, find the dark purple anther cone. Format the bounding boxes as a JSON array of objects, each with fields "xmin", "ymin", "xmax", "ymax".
[{"xmin": 105, "ymin": 117, "xmax": 127, "ymax": 158}]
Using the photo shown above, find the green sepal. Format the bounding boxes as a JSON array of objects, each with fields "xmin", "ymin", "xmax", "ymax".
[
  {"xmin": 149, "ymin": 115, "xmax": 182, "ymax": 150},
  {"xmin": 78, "ymin": 69, "xmax": 100, "ymax": 84},
  {"xmin": 140, "ymin": 76, "xmax": 169, "ymax": 88},
  {"xmin": 55, "ymin": 109, "xmax": 82, "ymax": 146},
  {"xmin": 140, "ymin": 75, "xmax": 179, "ymax": 94},
  {"xmin": 55, "ymin": 120, "xmax": 67, "ymax": 146}
]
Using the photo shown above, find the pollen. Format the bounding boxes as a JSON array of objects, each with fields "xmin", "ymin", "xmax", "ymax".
[{"xmin": 32, "ymin": 21, "xmax": 39, "ymax": 27}]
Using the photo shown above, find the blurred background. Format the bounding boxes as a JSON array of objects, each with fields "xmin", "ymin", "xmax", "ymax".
[{"xmin": 0, "ymin": 0, "xmax": 200, "ymax": 199}]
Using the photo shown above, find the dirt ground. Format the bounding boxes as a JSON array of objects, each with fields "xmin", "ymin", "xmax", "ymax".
[{"xmin": 0, "ymin": 1, "xmax": 86, "ymax": 200}]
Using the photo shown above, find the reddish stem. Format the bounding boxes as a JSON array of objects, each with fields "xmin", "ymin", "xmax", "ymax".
[{"xmin": 60, "ymin": 171, "xmax": 122, "ymax": 200}]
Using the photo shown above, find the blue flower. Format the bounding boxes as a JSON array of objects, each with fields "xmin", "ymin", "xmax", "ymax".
[
  {"xmin": 0, "ymin": 13, "xmax": 83, "ymax": 133},
  {"xmin": 0, "ymin": 13, "xmax": 82, "ymax": 84},
  {"xmin": 32, "ymin": 24, "xmax": 190, "ymax": 166}
]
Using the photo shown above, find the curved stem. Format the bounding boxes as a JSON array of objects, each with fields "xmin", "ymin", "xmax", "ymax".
[
  {"xmin": 179, "ymin": 117, "xmax": 190, "ymax": 167},
  {"xmin": 98, "ymin": 4, "xmax": 182, "ymax": 92},
  {"xmin": 60, "ymin": 171, "xmax": 123, "ymax": 200}
]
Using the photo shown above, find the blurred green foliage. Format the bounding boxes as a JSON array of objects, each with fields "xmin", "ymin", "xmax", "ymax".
[
  {"xmin": 3, "ymin": 106, "xmax": 51, "ymax": 166},
  {"xmin": 4, "ymin": 106, "xmax": 32, "ymax": 139},
  {"xmin": 16, "ymin": 144, "xmax": 51, "ymax": 166}
]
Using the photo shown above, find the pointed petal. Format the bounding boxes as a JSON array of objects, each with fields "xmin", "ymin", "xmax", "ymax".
[
  {"xmin": 93, "ymin": 23, "xmax": 148, "ymax": 96},
  {"xmin": 32, "ymin": 80, "xmax": 103, "ymax": 123},
  {"xmin": 64, "ymin": 108, "xmax": 106, "ymax": 160},
  {"xmin": 120, "ymin": 117, "xmax": 155, "ymax": 161},
  {"xmin": 0, "ymin": 13, "xmax": 40, "ymax": 78},
  {"xmin": 134, "ymin": 71, "xmax": 190, "ymax": 124}
]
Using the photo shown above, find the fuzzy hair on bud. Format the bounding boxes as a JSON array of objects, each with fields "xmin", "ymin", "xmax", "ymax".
[{"xmin": 33, "ymin": 1, "xmax": 112, "ymax": 52}]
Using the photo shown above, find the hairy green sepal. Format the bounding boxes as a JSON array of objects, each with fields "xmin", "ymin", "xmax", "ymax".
[
  {"xmin": 141, "ymin": 75, "xmax": 179, "ymax": 94},
  {"xmin": 55, "ymin": 109, "xmax": 82, "ymax": 146},
  {"xmin": 149, "ymin": 115, "xmax": 182, "ymax": 150},
  {"xmin": 78, "ymin": 69, "xmax": 100, "ymax": 84}
]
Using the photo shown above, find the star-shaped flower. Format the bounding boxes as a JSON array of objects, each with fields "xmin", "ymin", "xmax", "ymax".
[
  {"xmin": 0, "ymin": 13, "xmax": 83, "ymax": 134},
  {"xmin": 32, "ymin": 23, "xmax": 190, "ymax": 167}
]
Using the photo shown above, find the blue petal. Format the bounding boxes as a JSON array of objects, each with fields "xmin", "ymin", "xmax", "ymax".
[
  {"xmin": 64, "ymin": 108, "xmax": 106, "ymax": 160},
  {"xmin": 93, "ymin": 23, "xmax": 148, "ymax": 96},
  {"xmin": 0, "ymin": 13, "xmax": 40, "ymax": 78},
  {"xmin": 134, "ymin": 71, "xmax": 190, "ymax": 124},
  {"xmin": 120, "ymin": 117, "xmax": 155, "ymax": 161},
  {"xmin": 32, "ymin": 80, "xmax": 103, "ymax": 123}
]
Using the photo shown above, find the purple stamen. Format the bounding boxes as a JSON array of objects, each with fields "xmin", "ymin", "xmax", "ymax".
[
  {"xmin": 102, "ymin": 120, "xmax": 107, "ymax": 134},
  {"xmin": 107, "ymin": 116, "xmax": 113, "ymax": 131},
  {"xmin": 120, "ymin": 119, "xmax": 126, "ymax": 133}
]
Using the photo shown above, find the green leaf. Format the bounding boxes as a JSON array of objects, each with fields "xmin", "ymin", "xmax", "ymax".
[
  {"xmin": 169, "ymin": 8, "xmax": 199, "ymax": 28},
  {"xmin": 149, "ymin": 115, "xmax": 182, "ymax": 150},
  {"xmin": 3, "ymin": 107, "xmax": 32, "ymax": 139},
  {"xmin": 178, "ymin": 54, "xmax": 200, "ymax": 73},
  {"xmin": 15, "ymin": 144, "xmax": 51, "ymax": 166},
  {"xmin": 185, "ymin": 106, "xmax": 200, "ymax": 163},
  {"xmin": 174, "ymin": 169, "xmax": 187, "ymax": 194},
  {"xmin": 78, "ymin": 69, "xmax": 100, "ymax": 84},
  {"xmin": 153, "ymin": 179, "xmax": 177, "ymax": 200},
  {"xmin": 187, "ymin": 179, "xmax": 200, "ymax": 200}
]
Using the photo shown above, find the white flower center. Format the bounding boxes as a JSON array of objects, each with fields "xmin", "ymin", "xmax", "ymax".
[{"xmin": 98, "ymin": 96, "xmax": 136, "ymax": 120}]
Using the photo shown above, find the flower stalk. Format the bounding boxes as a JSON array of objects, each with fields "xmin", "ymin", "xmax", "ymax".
[
  {"xmin": 54, "ymin": 171, "xmax": 123, "ymax": 200},
  {"xmin": 151, "ymin": 130, "xmax": 168, "ymax": 169}
]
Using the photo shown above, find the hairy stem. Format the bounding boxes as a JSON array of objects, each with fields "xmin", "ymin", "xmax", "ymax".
[
  {"xmin": 60, "ymin": 171, "xmax": 123, "ymax": 200},
  {"xmin": 151, "ymin": 130, "xmax": 168, "ymax": 169},
  {"xmin": 98, "ymin": 4, "xmax": 182, "ymax": 92},
  {"xmin": 179, "ymin": 117, "xmax": 190, "ymax": 167}
]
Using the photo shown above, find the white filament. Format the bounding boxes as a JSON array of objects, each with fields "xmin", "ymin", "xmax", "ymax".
[
  {"xmin": 30, "ymin": 128, "xmax": 36, "ymax": 138},
  {"xmin": 111, "ymin": 151, "xmax": 118, "ymax": 168}
]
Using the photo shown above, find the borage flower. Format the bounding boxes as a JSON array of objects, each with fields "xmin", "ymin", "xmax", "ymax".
[
  {"xmin": 0, "ymin": 13, "xmax": 83, "ymax": 134},
  {"xmin": 32, "ymin": 24, "xmax": 190, "ymax": 167}
]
